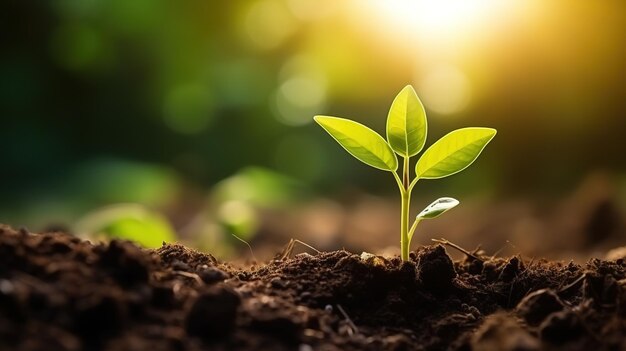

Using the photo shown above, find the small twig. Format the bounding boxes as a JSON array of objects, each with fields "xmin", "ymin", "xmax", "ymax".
[
  {"xmin": 279, "ymin": 239, "xmax": 296, "ymax": 260},
  {"xmin": 431, "ymin": 238, "xmax": 482, "ymax": 261},
  {"xmin": 279, "ymin": 238, "xmax": 321, "ymax": 260},
  {"xmin": 280, "ymin": 239, "xmax": 295, "ymax": 261},
  {"xmin": 336, "ymin": 304, "xmax": 359, "ymax": 335},
  {"xmin": 472, "ymin": 244, "xmax": 484, "ymax": 256},
  {"xmin": 559, "ymin": 273, "xmax": 586, "ymax": 294},
  {"xmin": 230, "ymin": 233, "xmax": 258, "ymax": 263},
  {"xmin": 293, "ymin": 239, "xmax": 321, "ymax": 254}
]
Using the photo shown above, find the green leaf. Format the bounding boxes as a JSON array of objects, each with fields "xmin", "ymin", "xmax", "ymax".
[
  {"xmin": 386, "ymin": 85, "xmax": 427, "ymax": 157},
  {"xmin": 314, "ymin": 116, "xmax": 398, "ymax": 171},
  {"xmin": 416, "ymin": 127, "xmax": 496, "ymax": 179},
  {"xmin": 417, "ymin": 197, "xmax": 459, "ymax": 219}
]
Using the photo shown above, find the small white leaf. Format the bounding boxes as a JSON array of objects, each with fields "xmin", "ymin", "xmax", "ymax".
[{"xmin": 417, "ymin": 197, "xmax": 459, "ymax": 220}]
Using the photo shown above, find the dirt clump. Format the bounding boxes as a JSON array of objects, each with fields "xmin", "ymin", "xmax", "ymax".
[
  {"xmin": 415, "ymin": 245, "xmax": 456, "ymax": 292},
  {"xmin": 470, "ymin": 313, "xmax": 540, "ymax": 351},
  {"xmin": 185, "ymin": 285, "xmax": 241, "ymax": 339},
  {"xmin": 515, "ymin": 289, "xmax": 565, "ymax": 326}
]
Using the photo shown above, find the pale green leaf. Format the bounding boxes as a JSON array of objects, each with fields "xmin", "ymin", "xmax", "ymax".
[
  {"xmin": 386, "ymin": 85, "xmax": 427, "ymax": 157},
  {"xmin": 314, "ymin": 116, "xmax": 398, "ymax": 171},
  {"xmin": 417, "ymin": 197, "xmax": 459, "ymax": 219},
  {"xmin": 416, "ymin": 127, "xmax": 496, "ymax": 179}
]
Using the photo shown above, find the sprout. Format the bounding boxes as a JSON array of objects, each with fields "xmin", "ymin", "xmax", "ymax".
[{"xmin": 314, "ymin": 85, "xmax": 495, "ymax": 260}]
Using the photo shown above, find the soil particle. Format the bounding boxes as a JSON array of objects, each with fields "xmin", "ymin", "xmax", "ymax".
[
  {"xmin": 466, "ymin": 258, "xmax": 484, "ymax": 275},
  {"xmin": 583, "ymin": 272, "xmax": 619, "ymax": 304},
  {"xmin": 197, "ymin": 266, "xmax": 229, "ymax": 284},
  {"xmin": 150, "ymin": 284, "xmax": 176, "ymax": 308},
  {"xmin": 539, "ymin": 310, "xmax": 586, "ymax": 344},
  {"xmin": 381, "ymin": 333, "xmax": 413, "ymax": 351},
  {"xmin": 74, "ymin": 294, "xmax": 124, "ymax": 341},
  {"xmin": 470, "ymin": 313, "xmax": 540, "ymax": 351},
  {"xmin": 155, "ymin": 243, "xmax": 217, "ymax": 270},
  {"xmin": 98, "ymin": 240, "xmax": 150, "ymax": 287},
  {"xmin": 2, "ymin": 225, "xmax": 626, "ymax": 350},
  {"xmin": 498, "ymin": 256, "xmax": 523, "ymax": 282},
  {"xmin": 184, "ymin": 285, "xmax": 241, "ymax": 340},
  {"xmin": 249, "ymin": 314, "xmax": 301, "ymax": 343},
  {"xmin": 515, "ymin": 289, "xmax": 565, "ymax": 326},
  {"xmin": 269, "ymin": 277, "xmax": 289, "ymax": 289},
  {"xmin": 415, "ymin": 245, "xmax": 456, "ymax": 292}
]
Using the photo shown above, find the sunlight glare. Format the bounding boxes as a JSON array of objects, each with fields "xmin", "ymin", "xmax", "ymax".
[{"xmin": 367, "ymin": 0, "xmax": 506, "ymax": 40}]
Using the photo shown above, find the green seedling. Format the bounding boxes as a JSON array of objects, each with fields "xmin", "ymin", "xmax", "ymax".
[{"xmin": 314, "ymin": 85, "xmax": 496, "ymax": 261}]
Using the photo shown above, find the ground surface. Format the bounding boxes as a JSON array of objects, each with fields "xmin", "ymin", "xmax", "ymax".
[{"xmin": 1, "ymin": 225, "xmax": 626, "ymax": 351}]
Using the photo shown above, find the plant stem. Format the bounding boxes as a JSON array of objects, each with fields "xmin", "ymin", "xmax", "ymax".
[
  {"xmin": 392, "ymin": 172, "xmax": 404, "ymax": 193},
  {"xmin": 407, "ymin": 218, "xmax": 420, "ymax": 242},
  {"xmin": 400, "ymin": 190, "xmax": 410, "ymax": 261},
  {"xmin": 400, "ymin": 156, "xmax": 411, "ymax": 261},
  {"xmin": 402, "ymin": 157, "xmax": 409, "ymax": 189},
  {"xmin": 408, "ymin": 177, "xmax": 419, "ymax": 193}
]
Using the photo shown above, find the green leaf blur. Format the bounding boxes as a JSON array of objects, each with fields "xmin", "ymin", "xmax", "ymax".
[{"xmin": 74, "ymin": 204, "xmax": 176, "ymax": 248}]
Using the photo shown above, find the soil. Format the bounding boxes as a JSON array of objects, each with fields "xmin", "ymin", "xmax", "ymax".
[{"xmin": 1, "ymin": 224, "xmax": 626, "ymax": 351}]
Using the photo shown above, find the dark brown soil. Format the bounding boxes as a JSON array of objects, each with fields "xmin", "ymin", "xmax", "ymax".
[{"xmin": 1, "ymin": 225, "xmax": 626, "ymax": 351}]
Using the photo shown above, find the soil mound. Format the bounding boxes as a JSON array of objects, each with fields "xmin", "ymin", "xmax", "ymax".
[{"xmin": 1, "ymin": 225, "xmax": 625, "ymax": 350}]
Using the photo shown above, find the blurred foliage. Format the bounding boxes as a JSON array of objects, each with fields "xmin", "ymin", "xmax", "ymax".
[
  {"xmin": 212, "ymin": 167, "xmax": 305, "ymax": 207},
  {"xmin": 74, "ymin": 203, "xmax": 176, "ymax": 248},
  {"xmin": 0, "ymin": 0, "xmax": 625, "ymax": 235}
]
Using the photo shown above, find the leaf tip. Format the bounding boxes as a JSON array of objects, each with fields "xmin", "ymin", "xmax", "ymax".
[
  {"xmin": 485, "ymin": 128, "xmax": 497, "ymax": 142},
  {"xmin": 401, "ymin": 84, "xmax": 417, "ymax": 95},
  {"xmin": 313, "ymin": 115, "xmax": 333, "ymax": 127}
]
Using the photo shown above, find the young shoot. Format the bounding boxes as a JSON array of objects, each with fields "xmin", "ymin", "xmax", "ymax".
[{"xmin": 314, "ymin": 85, "xmax": 496, "ymax": 261}]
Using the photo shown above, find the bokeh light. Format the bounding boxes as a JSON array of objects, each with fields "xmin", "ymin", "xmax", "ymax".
[
  {"xmin": 243, "ymin": 0, "xmax": 297, "ymax": 49},
  {"xmin": 417, "ymin": 64, "xmax": 472, "ymax": 115}
]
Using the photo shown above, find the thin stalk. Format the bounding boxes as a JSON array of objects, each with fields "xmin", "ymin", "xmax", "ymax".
[
  {"xmin": 392, "ymin": 171, "xmax": 404, "ymax": 193},
  {"xmin": 400, "ymin": 190, "xmax": 410, "ymax": 261},
  {"xmin": 408, "ymin": 177, "xmax": 419, "ymax": 193},
  {"xmin": 400, "ymin": 156, "xmax": 411, "ymax": 261},
  {"xmin": 402, "ymin": 157, "xmax": 409, "ymax": 189},
  {"xmin": 408, "ymin": 218, "xmax": 420, "ymax": 242},
  {"xmin": 406, "ymin": 176, "xmax": 420, "ymax": 257}
]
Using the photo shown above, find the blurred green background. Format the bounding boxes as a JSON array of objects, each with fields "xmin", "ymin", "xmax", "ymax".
[{"xmin": 2, "ymin": 0, "xmax": 626, "ymax": 258}]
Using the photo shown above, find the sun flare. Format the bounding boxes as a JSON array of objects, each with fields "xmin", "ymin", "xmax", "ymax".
[{"xmin": 367, "ymin": 0, "xmax": 506, "ymax": 39}]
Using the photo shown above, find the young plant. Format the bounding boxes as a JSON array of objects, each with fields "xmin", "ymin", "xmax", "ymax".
[{"xmin": 314, "ymin": 85, "xmax": 496, "ymax": 261}]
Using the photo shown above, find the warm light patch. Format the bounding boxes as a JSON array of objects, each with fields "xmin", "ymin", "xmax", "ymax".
[
  {"xmin": 366, "ymin": 0, "xmax": 508, "ymax": 40},
  {"xmin": 417, "ymin": 64, "xmax": 471, "ymax": 115},
  {"xmin": 244, "ymin": 0, "xmax": 297, "ymax": 49}
]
